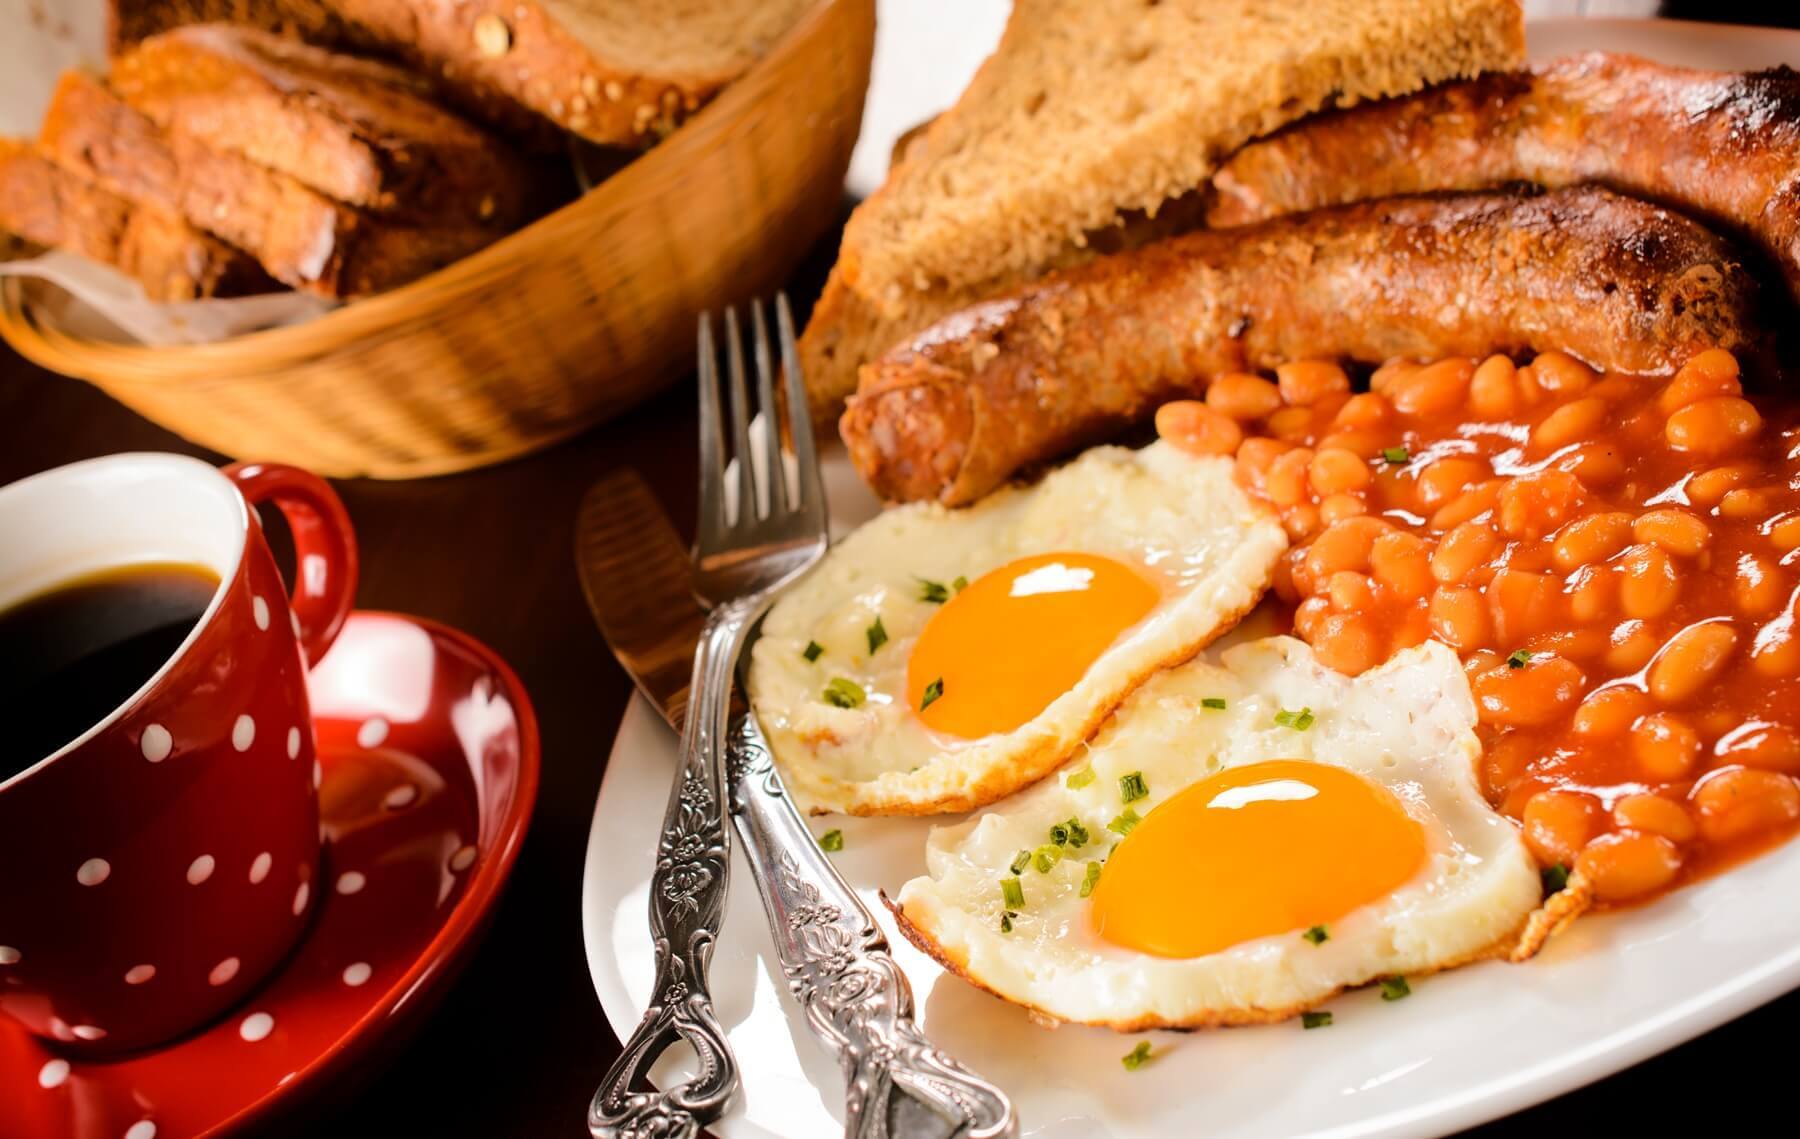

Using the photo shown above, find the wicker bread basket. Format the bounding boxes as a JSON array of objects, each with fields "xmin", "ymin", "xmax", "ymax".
[{"xmin": 0, "ymin": 0, "xmax": 874, "ymax": 478}]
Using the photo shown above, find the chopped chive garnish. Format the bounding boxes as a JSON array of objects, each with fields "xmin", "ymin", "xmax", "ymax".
[
  {"xmin": 1202, "ymin": 697, "xmax": 1227, "ymax": 710},
  {"xmin": 1274, "ymin": 706, "xmax": 1315, "ymax": 730},
  {"xmin": 1380, "ymin": 976, "xmax": 1411, "ymax": 1002},
  {"xmin": 1032, "ymin": 845, "xmax": 1062, "ymax": 874},
  {"xmin": 1049, "ymin": 818, "xmax": 1089, "ymax": 848},
  {"xmin": 822, "ymin": 678, "xmax": 866, "ymax": 708},
  {"xmin": 1000, "ymin": 910, "xmax": 1016, "ymax": 933},
  {"xmin": 916, "ymin": 577, "xmax": 951, "ymax": 604},
  {"xmin": 1066, "ymin": 765, "xmax": 1096, "ymax": 790},
  {"xmin": 802, "ymin": 640, "xmax": 824, "ymax": 662},
  {"xmin": 920, "ymin": 677, "xmax": 945, "ymax": 711},
  {"xmin": 819, "ymin": 829, "xmax": 843, "ymax": 852},
  {"xmin": 953, "ymin": 575, "xmax": 969, "ymax": 593},
  {"xmin": 1303, "ymin": 925, "xmax": 1329, "ymax": 946},
  {"xmin": 1080, "ymin": 861, "xmax": 1103, "ymax": 898},
  {"xmin": 1121, "ymin": 1040, "xmax": 1154, "ymax": 1071},
  {"xmin": 866, "ymin": 617, "xmax": 888, "ymax": 655},
  {"xmin": 1009, "ymin": 850, "xmax": 1031, "ymax": 875},
  {"xmin": 1119, "ymin": 771, "xmax": 1149, "ymax": 804},
  {"xmin": 1382, "ymin": 446, "xmax": 1410, "ymax": 464},
  {"xmin": 1507, "ymin": 649, "xmax": 1532, "ymax": 669},
  {"xmin": 1542, "ymin": 862, "xmax": 1571, "ymax": 894},
  {"xmin": 1001, "ymin": 876, "xmax": 1025, "ymax": 909},
  {"xmin": 1302, "ymin": 1011, "xmax": 1333, "ymax": 1030},
  {"xmin": 1108, "ymin": 808, "xmax": 1142, "ymax": 837}
]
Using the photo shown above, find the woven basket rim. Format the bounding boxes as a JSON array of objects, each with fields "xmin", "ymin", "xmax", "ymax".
[{"xmin": 6, "ymin": 0, "xmax": 844, "ymax": 378}]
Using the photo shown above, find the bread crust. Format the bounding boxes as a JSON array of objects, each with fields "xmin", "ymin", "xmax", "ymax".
[{"xmin": 842, "ymin": 187, "xmax": 1763, "ymax": 506}]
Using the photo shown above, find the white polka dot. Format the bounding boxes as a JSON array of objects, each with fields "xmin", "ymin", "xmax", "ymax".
[
  {"xmin": 336, "ymin": 871, "xmax": 365, "ymax": 895},
  {"xmin": 449, "ymin": 845, "xmax": 478, "ymax": 872},
  {"xmin": 383, "ymin": 783, "xmax": 417, "ymax": 810},
  {"xmin": 187, "ymin": 855, "xmax": 215, "ymax": 885},
  {"xmin": 71, "ymin": 1024, "xmax": 105, "ymax": 1041},
  {"xmin": 342, "ymin": 962, "xmax": 372, "ymax": 987},
  {"xmin": 0, "ymin": 945, "xmax": 18, "ymax": 965},
  {"xmin": 249, "ymin": 852, "xmax": 272, "ymax": 884},
  {"xmin": 232, "ymin": 714, "xmax": 255, "ymax": 752},
  {"xmin": 125, "ymin": 1122, "xmax": 157, "ymax": 1139},
  {"xmin": 293, "ymin": 881, "xmax": 310, "ymax": 916},
  {"xmin": 313, "ymin": 759, "xmax": 322, "ymax": 789},
  {"xmin": 48, "ymin": 1017, "xmax": 73, "ymax": 1041},
  {"xmin": 209, "ymin": 957, "xmax": 240, "ymax": 986},
  {"xmin": 77, "ymin": 858, "xmax": 110, "ymax": 886},
  {"xmin": 124, "ymin": 964, "xmax": 156, "ymax": 985},
  {"xmin": 252, "ymin": 596, "xmax": 270, "ymax": 631},
  {"xmin": 356, "ymin": 718, "xmax": 388, "ymax": 748},
  {"xmin": 239, "ymin": 1011, "xmax": 274, "ymax": 1042},
  {"xmin": 286, "ymin": 726, "xmax": 301, "ymax": 759},
  {"xmin": 37, "ymin": 1059, "xmax": 69, "ymax": 1088},
  {"xmin": 140, "ymin": 724, "xmax": 172, "ymax": 763}
]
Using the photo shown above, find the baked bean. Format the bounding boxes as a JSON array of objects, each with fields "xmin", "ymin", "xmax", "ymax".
[
  {"xmin": 1293, "ymin": 595, "xmax": 1331, "ymax": 639},
  {"xmin": 1720, "ymin": 487, "xmax": 1776, "ymax": 520},
  {"xmin": 1368, "ymin": 358, "xmax": 1419, "ymax": 393},
  {"xmin": 1573, "ymin": 685, "xmax": 1652, "ymax": 737},
  {"xmin": 1666, "ymin": 396, "xmax": 1763, "ymax": 456},
  {"xmin": 1428, "ymin": 586, "xmax": 1490, "ymax": 650},
  {"xmin": 1613, "ymin": 793, "xmax": 1697, "ymax": 844},
  {"xmin": 1488, "ymin": 568, "xmax": 1565, "ymax": 643},
  {"xmin": 1714, "ymin": 721, "xmax": 1800, "ymax": 775},
  {"xmin": 1265, "ymin": 447, "xmax": 1316, "ymax": 506},
  {"xmin": 1326, "ymin": 571, "xmax": 1377, "ymax": 613},
  {"xmin": 1472, "ymin": 655, "xmax": 1585, "ymax": 727},
  {"xmin": 1532, "ymin": 397, "xmax": 1608, "ymax": 452},
  {"xmin": 1632, "ymin": 713, "xmax": 1703, "ymax": 780},
  {"xmin": 1282, "ymin": 504, "xmax": 1321, "ymax": 541},
  {"xmin": 1266, "ymin": 406, "xmax": 1318, "ymax": 443},
  {"xmin": 1315, "ymin": 429, "xmax": 1385, "ymax": 459},
  {"xmin": 1618, "ymin": 543, "xmax": 1681, "ymax": 620},
  {"xmin": 1686, "ymin": 463, "xmax": 1755, "ymax": 507},
  {"xmin": 1271, "ymin": 548, "xmax": 1301, "ymax": 604},
  {"xmin": 1523, "ymin": 627, "xmax": 1611, "ymax": 662},
  {"xmin": 1523, "ymin": 789, "xmax": 1605, "ymax": 865},
  {"xmin": 1551, "ymin": 512, "xmax": 1634, "ymax": 572},
  {"xmin": 1750, "ymin": 613, "xmax": 1800, "ymax": 678},
  {"xmin": 1606, "ymin": 619, "xmax": 1660, "ymax": 673},
  {"xmin": 1432, "ymin": 521, "xmax": 1501, "ymax": 585},
  {"xmin": 1498, "ymin": 470, "xmax": 1582, "ymax": 539},
  {"xmin": 1234, "ymin": 437, "xmax": 1289, "ymax": 492},
  {"xmin": 1304, "ymin": 516, "xmax": 1388, "ymax": 581},
  {"xmin": 1276, "ymin": 360, "xmax": 1351, "ymax": 406},
  {"xmin": 1369, "ymin": 531, "xmax": 1433, "ymax": 600},
  {"xmin": 1428, "ymin": 480, "xmax": 1503, "ymax": 530},
  {"xmin": 1312, "ymin": 612, "xmax": 1384, "ymax": 676},
  {"xmin": 1469, "ymin": 354, "xmax": 1521, "ymax": 419},
  {"xmin": 1156, "ymin": 401, "xmax": 1244, "ymax": 456},
  {"xmin": 1768, "ymin": 511, "xmax": 1800, "ymax": 552},
  {"xmin": 1207, "ymin": 373, "xmax": 1284, "ymax": 420},
  {"xmin": 1308, "ymin": 448, "xmax": 1372, "ymax": 496},
  {"xmin": 1531, "ymin": 351, "xmax": 1597, "ymax": 396},
  {"xmin": 1734, "ymin": 553, "xmax": 1784, "ymax": 617},
  {"xmin": 1692, "ymin": 766, "xmax": 1800, "ymax": 844},
  {"xmin": 1319, "ymin": 493, "xmax": 1368, "ymax": 525},
  {"xmin": 1332, "ymin": 392, "xmax": 1392, "ymax": 431},
  {"xmin": 1576, "ymin": 831, "xmax": 1683, "ymax": 902},
  {"xmin": 1388, "ymin": 357, "xmax": 1475, "ymax": 417},
  {"xmin": 1554, "ymin": 442, "xmax": 1627, "ymax": 487},
  {"xmin": 1567, "ymin": 565, "xmax": 1614, "ymax": 623},
  {"xmin": 1416, "ymin": 456, "xmax": 1489, "ymax": 510},
  {"xmin": 1634, "ymin": 508, "xmax": 1710, "ymax": 557},
  {"xmin": 1657, "ymin": 347, "xmax": 1741, "ymax": 415},
  {"xmin": 1647, "ymin": 621, "xmax": 1738, "ymax": 704}
]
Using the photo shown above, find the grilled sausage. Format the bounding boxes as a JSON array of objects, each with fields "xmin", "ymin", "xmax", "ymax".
[
  {"xmin": 1209, "ymin": 52, "xmax": 1800, "ymax": 305},
  {"xmin": 841, "ymin": 188, "xmax": 1760, "ymax": 505}
]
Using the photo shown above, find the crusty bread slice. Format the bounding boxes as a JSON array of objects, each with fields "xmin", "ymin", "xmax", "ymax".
[
  {"xmin": 109, "ymin": 24, "xmax": 531, "ymax": 225},
  {"xmin": 107, "ymin": 0, "xmax": 361, "ymax": 55},
  {"xmin": 802, "ymin": 0, "xmax": 1525, "ymax": 417},
  {"xmin": 0, "ymin": 136, "xmax": 272, "ymax": 300}
]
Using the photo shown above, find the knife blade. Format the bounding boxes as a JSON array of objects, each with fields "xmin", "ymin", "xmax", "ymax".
[{"xmin": 575, "ymin": 470, "xmax": 704, "ymax": 730}]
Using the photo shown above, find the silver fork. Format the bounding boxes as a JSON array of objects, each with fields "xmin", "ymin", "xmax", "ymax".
[{"xmin": 589, "ymin": 296, "xmax": 1015, "ymax": 1139}]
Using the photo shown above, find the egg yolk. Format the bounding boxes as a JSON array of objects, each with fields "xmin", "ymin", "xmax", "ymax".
[
  {"xmin": 1090, "ymin": 760, "xmax": 1427, "ymax": 958},
  {"xmin": 905, "ymin": 552, "xmax": 1159, "ymax": 739}
]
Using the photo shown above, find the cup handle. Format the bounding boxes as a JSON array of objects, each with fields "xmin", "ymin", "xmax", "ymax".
[{"xmin": 223, "ymin": 462, "xmax": 359, "ymax": 667}]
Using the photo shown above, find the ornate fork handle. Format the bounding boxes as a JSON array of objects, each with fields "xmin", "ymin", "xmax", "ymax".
[
  {"xmin": 727, "ymin": 714, "xmax": 1017, "ymax": 1139},
  {"xmin": 591, "ymin": 597, "xmax": 762, "ymax": 1139}
]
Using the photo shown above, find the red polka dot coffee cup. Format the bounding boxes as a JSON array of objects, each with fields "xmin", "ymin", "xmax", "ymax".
[{"xmin": 0, "ymin": 453, "xmax": 357, "ymax": 1055}]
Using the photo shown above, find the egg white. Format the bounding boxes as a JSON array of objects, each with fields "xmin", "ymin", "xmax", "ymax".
[
  {"xmin": 747, "ymin": 443, "xmax": 1287, "ymax": 815},
  {"xmin": 892, "ymin": 637, "xmax": 1542, "ymax": 1029}
]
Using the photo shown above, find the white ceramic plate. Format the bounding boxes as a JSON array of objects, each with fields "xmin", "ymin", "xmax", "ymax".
[{"xmin": 586, "ymin": 18, "xmax": 1800, "ymax": 1138}]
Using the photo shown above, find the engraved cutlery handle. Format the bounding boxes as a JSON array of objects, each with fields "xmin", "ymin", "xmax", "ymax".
[
  {"xmin": 727, "ymin": 714, "xmax": 1017, "ymax": 1139},
  {"xmin": 591, "ymin": 601, "xmax": 758, "ymax": 1139}
]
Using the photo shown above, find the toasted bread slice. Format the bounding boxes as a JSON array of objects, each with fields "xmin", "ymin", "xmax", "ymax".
[{"xmin": 0, "ymin": 136, "xmax": 272, "ymax": 300}]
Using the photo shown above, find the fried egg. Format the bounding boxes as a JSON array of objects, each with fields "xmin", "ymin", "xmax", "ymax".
[
  {"xmin": 891, "ymin": 637, "xmax": 1541, "ymax": 1029},
  {"xmin": 748, "ymin": 443, "xmax": 1286, "ymax": 815}
]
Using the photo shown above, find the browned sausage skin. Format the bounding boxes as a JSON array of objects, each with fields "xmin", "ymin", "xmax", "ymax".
[
  {"xmin": 841, "ymin": 188, "xmax": 1760, "ymax": 506},
  {"xmin": 1209, "ymin": 52, "xmax": 1800, "ymax": 305}
]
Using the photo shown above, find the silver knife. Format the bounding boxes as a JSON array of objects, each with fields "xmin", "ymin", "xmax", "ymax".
[{"xmin": 577, "ymin": 471, "xmax": 1017, "ymax": 1139}]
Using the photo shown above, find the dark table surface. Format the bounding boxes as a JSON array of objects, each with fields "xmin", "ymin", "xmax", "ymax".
[{"xmin": 7, "ymin": 12, "xmax": 1800, "ymax": 1125}]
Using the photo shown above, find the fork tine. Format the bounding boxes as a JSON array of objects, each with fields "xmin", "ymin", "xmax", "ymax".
[
  {"xmin": 723, "ymin": 306, "xmax": 758, "ymax": 525},
  {"xmin": 750, "ymin": 299, "xmax": 789, "ymax": 518},
  {"xmin": 695, "ymin": 313, "xmax": 726, "ymax": 542},
  {"xmin": 776, "ymin": 293, "xmax": 824, "ymax": 519}
]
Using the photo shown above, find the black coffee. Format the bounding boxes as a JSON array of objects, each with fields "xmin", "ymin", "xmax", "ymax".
[{"xmin": 0, "ymin": 562, "xmax": 219, "ymax": 776}]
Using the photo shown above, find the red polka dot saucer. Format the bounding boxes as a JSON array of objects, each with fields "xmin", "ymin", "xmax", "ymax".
[{"xmin": 0, "ymin": 612, "xmax": 539, "ymax": 1139}]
